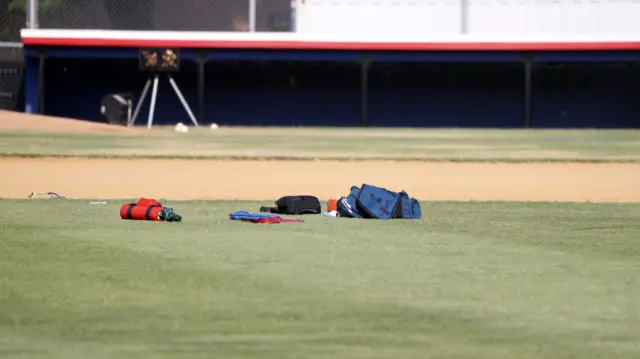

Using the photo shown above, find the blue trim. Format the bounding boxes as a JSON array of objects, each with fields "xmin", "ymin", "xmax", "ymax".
[
  {"xmin": 206, "ymin": 50, "xmax": 359, "ymax": 62},
  {"xmin": 25, "ymin": 46, "xmax": 199, "ymax": 60},
  {"xmin": 23, "ymin": 45, "xmax": 640, "ymax": 63},
  {"xmin": 24, "ymin": 56, "xmax": 39, "ymax": 114},
  {"xmin": 371, "ymin": 51, "xmax": 522, "ymax": 62},
  {"xmin": 534, "ymin": 51, "xmax": 640, "ymax": 62}
]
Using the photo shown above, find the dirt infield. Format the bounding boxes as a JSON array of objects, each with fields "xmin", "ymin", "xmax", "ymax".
[
  {"xmin": 2, "ymin": 158, "xmax": 639, "ymax": 202},
  {"xmin": 1, "ymin": 111, "xmax": 639, "ymax": 202},
  {"xmin": 0, "ymin": 110, "xmax": 147, "ymax": 134}
]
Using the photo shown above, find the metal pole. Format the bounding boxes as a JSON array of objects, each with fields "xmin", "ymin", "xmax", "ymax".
[
  {"xmin": 28, "ymin": 0, "xmax": 38, "ymax": 28},
  {"xmin": 459, "ymin": 0, "xmax": 468, "ymax": 34},
  {"xmin": 360, "ymin": 58, "xmax": 370, "ymax": 127},
  {"xmin": 523, "ymin": 55, "xmax": 533, "ymax": 128},
  {"xmin": 131, "ymin": 78, "xmax": 152, "ymax": 125},
  {"xmin": 0, "ymin": 42, "xmax": 23, "ymax": 48},
  {"xmin": 37, "ymin": 53, "xmax": 45, "ymax": 114},
  {"xmin": 168, "ymin": 74, "xmax": 199, "ymax": 127},
  {"xmin": 127, "ymin": 98, "xmax": 132, "ymax": 126},
  {"xmin": 147, "ymin": 74, "xmax": 160, "ymax": 129},
  {"xmin": 249, "ymin": 0, "xmax": 256, "ymax": 32},
  {"xmin": 197, "ymin": 57, "xmax": 205, "ymax": 124},
  {"xmin": 291, "ymin": 2, "xmax": 296, "ymax": 32}
]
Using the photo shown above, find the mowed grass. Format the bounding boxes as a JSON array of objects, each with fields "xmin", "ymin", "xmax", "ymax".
[
  {"xmin": 0, "ymin": 127, "xmax": 639, "ymax": 162},
  {"xmin": 0, "ymin": 200, "xmax": 639, "ymax": 359}
]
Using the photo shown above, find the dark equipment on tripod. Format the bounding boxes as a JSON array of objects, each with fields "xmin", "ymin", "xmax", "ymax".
[{"xmin": 139, "ymin": 48, "xmax": 180, "ymax": 72}]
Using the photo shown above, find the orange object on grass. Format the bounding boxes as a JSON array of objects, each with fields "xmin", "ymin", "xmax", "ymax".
[{"xmin": 327, "ymin": 198, "xmax": 337, "ymax": 212}]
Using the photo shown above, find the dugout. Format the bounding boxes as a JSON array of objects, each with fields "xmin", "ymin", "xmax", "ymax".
[{"xmin": 22, "ymin": 33, "xmax": 640, "ymax": 128}]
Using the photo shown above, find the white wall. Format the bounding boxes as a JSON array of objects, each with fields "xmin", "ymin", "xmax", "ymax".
[
  {"xmin": 294, "ymin": 0, "xmax": 640, "ymax": 37},
  {"xmin": 294, "ymin": 0, "xmax": 462, "ymax": 36},
  {"xmin": 468, "ymin": 0, "xmax": 640, "ymax": 35}
]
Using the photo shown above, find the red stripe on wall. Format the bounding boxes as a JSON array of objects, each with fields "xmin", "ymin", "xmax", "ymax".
[{"xmin": 21, "ymin": 37, "xmax": 640, "ymax": 51}]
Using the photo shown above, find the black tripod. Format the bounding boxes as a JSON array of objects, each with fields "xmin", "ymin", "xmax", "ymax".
[{"xmin": 129, "ymin": 72, "xmax": 199, "ymax": 129}]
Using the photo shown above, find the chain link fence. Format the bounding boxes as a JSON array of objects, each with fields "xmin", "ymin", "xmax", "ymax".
[
  {"xmin": 37, "ymin": 0, "xmax": 293, "ymax": 32},
  {"xmin": 255, "ymin": 0, "xmax": 294, "ymax": 32},
  {"xmin": 1, "ymin": 0, "xmax": 25, "ymax": 42},
  {"xmin": 0, "ymin": 45, "xmax": 23, "ymax": 111},
  {"xmin": 1, "ymin": 0, "xmax": 25, "ymax": 111}
]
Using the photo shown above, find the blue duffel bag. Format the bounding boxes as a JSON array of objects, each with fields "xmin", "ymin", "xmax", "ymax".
[{"xmin": 337, "ymin": 184, "xmax": 421, "ymax": 220}]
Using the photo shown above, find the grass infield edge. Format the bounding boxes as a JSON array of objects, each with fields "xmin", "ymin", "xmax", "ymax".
[{"xmin": 1, "ymin": 153, "xmax": 639, "ymax": 164}]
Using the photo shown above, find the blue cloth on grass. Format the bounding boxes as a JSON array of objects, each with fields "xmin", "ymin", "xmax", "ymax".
[{"xmin": 229, "ymin": 211, "xmax": 281, "ymax": 221}]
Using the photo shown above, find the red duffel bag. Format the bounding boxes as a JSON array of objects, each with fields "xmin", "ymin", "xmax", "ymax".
[{"xmin": 120, "ymin": 198, "xmax": 164, "ymax": 221}]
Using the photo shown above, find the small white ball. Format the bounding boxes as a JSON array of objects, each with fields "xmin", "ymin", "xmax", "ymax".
[
  {"xmin": 210, "ymin": 123, "xmax": 219, "ymax": 130},
  {"xmin": 174, "ymin": 122, "xmax": 188, "ymax": 133}
]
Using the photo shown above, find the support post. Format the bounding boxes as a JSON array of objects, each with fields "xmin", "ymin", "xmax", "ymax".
[
  {"xmin": 523, "ymin": 53, "xmax": 533, "ymax": 128},
  {"xmin": 25, "ymin": 56, "xmax": 39, "ymax": 114},
  {"xmin": 37, "ymin": 53, "xmax": 45, "ymax": 114},
  {"xmin": 131, "ymin": 78, "xmax": 151, "ymax": 125},
  {"xmin": 147, "ymin": 74, "xmax": 160, "ymax": 129},
  {"xmin": 360, "ymin": 56, "xmax": 371, "ymax": 127},
  {"xmin": 28, "ymin": 0, "xmax": 38, "ymax": 28},
  {"xmin": 459, "ymin": 0, "xmax": 468, "ymax": 34},
  {"xmin": 249, "ymin": 0, "xmax": 257, "ymax": 32},
  {"xmin": 197, "ymin": 55, "xmax": 206, "ymax": 124},
  {"xmin": 168, "ymin": 74, "xmax": 199, "ymax": 127}
]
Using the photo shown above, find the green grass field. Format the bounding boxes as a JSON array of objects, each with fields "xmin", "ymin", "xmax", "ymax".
[
  {"xmin": 1, "ymin": 128, "xmax": 639, "ymax": 162},
  {"xmin": 1, "ymin": 199, "xmax": 639, "ymax": 359}
]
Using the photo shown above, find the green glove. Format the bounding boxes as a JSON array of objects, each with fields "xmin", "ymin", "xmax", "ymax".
[{"xmin": 159, "ymin": 208, "xmax": 182, "ymax": 222}]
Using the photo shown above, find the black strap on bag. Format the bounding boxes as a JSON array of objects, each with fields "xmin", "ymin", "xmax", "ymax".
[
  {"xmin": 144, "ymin": 205, "xmax": 160, "ymax": 220},
  {"xmin": 261, "ymin": 195, "xmax": 321, "ymax": 215},
  {"xmin": 125, "ymin": 203, "xmax": 136, "ymax": 219}
]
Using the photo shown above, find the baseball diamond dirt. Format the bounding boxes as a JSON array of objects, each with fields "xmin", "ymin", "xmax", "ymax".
[{"xmin": 1, "ymin": 111, "xmax": 639, "ymax": 203}]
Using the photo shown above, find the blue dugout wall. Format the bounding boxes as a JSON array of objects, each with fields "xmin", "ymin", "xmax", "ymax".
[{"xmin": 25, "ymin": 47, "xmax": 640, "ymax": 128}]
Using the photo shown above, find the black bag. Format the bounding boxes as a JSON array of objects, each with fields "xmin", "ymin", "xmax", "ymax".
[
  {"xmin": 100, "ymin": 93, "xmax": 133, "ymax": 126},
  {"xmin": 261, "ymin": 195, "xmax": 321, "ymax": 215}
]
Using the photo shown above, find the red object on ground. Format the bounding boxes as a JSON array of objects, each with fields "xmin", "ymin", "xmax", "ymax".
[
  {"xmin": 119, "ymin": 197, "xmax": 164, "ymax": 221},
  {"xmin": 137, "ymin": 197, "xmax": 162, "ymax": 207},
  {"xmin": 327, "ymin": 198, "xmax": 338, "ymax": 212},
  {"xmin": 241, "ymin": 217, "xmax": 303, "ymax": 224}
]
